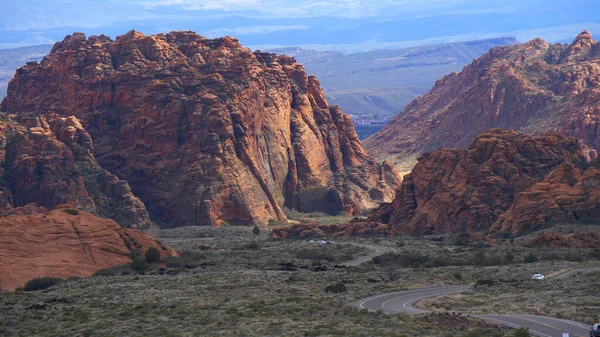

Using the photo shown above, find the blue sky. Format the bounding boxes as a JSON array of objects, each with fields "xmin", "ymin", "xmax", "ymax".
[{"xmin": 1, "ymin": 0, "xmax": 599, "ymax": 51}]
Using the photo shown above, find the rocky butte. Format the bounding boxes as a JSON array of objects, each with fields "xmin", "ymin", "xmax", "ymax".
[
  {"xmin": 1, "ymin": 30, "xmax": 401, "ymax": 227},
  {"xmin": 373, "ymin": 129, "xmax": 599, "ymax": 235},
  {"xmin": 364, "ymin": 31, "xmax": 600, "ymax": 172},
  {"xmin": 275, "ymin": 129, "xmax": 600, "ymax": 237}
]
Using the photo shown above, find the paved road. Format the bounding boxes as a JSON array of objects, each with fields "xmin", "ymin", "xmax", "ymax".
[
  {"xmin": 355, "ymin": 268, "xmax": 600, "ymax": 337},
  {"xmin": 552, "ymin": 266, "xmax": 600, "ymax": 280},
  {"xmin": 343, "ymin": 243, "xmax": 396, "ymax": 267}
]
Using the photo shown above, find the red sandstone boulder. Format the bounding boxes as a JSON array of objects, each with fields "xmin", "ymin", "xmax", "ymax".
[{"xmin": 0, "ymin": 205, "xmax": 177, "ymax": 290}]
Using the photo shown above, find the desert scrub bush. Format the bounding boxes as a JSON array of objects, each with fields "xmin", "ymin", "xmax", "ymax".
[
  {"xmin": 63, "ymin": 208, "xmax": 80, "ymax": 216},
  {"xmin": 130, "ymin": 256, "xmax": 148, "ymax": 272},
  {"xmin": 145, "ymin": 247, "xmax": 161, "ymax": 263},
  {"xmin": 523, "ymin": 252, "xmax": 538, "ymax": 263},
  {"xmin": 24, "ymin": 277, "xmax": 63, "ymax": 291},
  {"xmin": 233, "ymin": 242, "xmax": 261, "ymax": 250},
  {"xmin": 252, "ymin": 226, "xmax": 261, "ymax": 235},
  {"xmin": 325, "ymin": 282, "xmax": 347, "ymax": 294},
  {"xmin": 463, "ymin": 329, "xmax": 504, "ymax": 337},
  {"xmin": 373, "ymin": 251, "xmax": 453, "ymax": 268},
  {"xmin": 93, "ymin": 268, "xmax": 116, "ymax": 277},
  {"xmin": 294, "ymin": 248, "xmax": 335, "ymax": 262},
  {"xmin": 513, "ymin": 327, "xmax": 531, "ymax": 337}
]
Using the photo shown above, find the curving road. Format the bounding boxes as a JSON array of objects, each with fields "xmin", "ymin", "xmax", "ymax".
[
  {"xmin": 355, "ymin": 268, "xmax": 600, "ymax": 337},
  {"xmin": 343, "ymin": 243, "xmax": 397, "ymax": 267}
]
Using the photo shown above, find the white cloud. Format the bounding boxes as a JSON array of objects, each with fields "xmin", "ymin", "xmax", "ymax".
[
  {"xmin": 251, "ymin": 22, "xmax": 600, "ymax": 54},
  {"xmin": 137, "ymin": 0, "xmax": 445, "ymax": 18},
  {"xmin": 204, "ymin": 25, "xmax": 310, "ymax": 37},
  {"xmin": 0, "ymin": 36, "xmax": 56, "ymax": 49}
]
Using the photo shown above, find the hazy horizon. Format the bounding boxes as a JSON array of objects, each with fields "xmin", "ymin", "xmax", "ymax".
[{"xmin": 2, "ymin": 0, "xmax": 599, "ymax": 52}]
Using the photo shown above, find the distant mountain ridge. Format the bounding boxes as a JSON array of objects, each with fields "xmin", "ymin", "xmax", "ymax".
[
  {"xmin": 268, "ymin": 37, "xmax": 518, "ymax": 138},
  {"xmin": 0, "ymin": 38, "xmax": 516, "ymax": 140},
  {"xmin": 0, "ymin": 44, "xmax": 52, "ymax": 99},
  {"xmin": 364, "ymin": 31, "xmax": 600, "ymax": 171}
]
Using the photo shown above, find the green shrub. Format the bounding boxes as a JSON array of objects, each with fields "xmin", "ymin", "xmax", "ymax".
[
  {"xmin": 504, "ymin": 251, "xmax": 515, "ymax": 263},
  {"xmin": 295, "ymin": 248, "xmax": 335, "ymax": 262},
  {"xmin": 93, "ymin": 268, "xmax": 116, "ymax": 277},
  {"xmin": 523, "ymin": 252, "xmax": 538, "ymax": 264},
  {"xmin": 145, "ymin": 247, "xmax": 161, "ymax": 264},
  {"xmin": 130, "ymin": 256, "xmax": 148, "ymax": 272},
  {"xmin": 252, "ymin": 226, "xmax": 261, "ymax": 235},
  {"xmin": 23, "ymin": 277, "xmax": 62, "ymax": 291},
  {"xmin": 325, "ymin": 282, "xmax": 347, "ymax": 294},
  {"xmin": 463, "ymin": 329, "xmax": 503, "ymax": 337},
  {"xmin": 513, "ymin": 327, "xmax": 531, "ymax": 337}
]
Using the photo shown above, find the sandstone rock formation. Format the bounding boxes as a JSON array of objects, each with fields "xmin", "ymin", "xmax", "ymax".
[
  {"xmin": 1, "ymin": 31, "xmax": 401, "ymax": 227},
  {"xmin": 364, "ymin": 31, "xmax": 600, "ymax": 172},
  {"xmin": 0, "ymin": 113, "xmax": 151, "ymax": 228},
  {"xmin": 376, "ymin": 129, "xmax": 588, "ymax": 235},
  {"xmin": 532, "ymin": 230, "xmax": 600, "ymax": 248},
  {"xmin": 494, "ymin": 163, "xmax": 600, "ymax": 234},
  {"xmin": 271, "ymin": 220, "xmax": 391, "ymax": 239},
  {"xmin": 0, "ymin": 204, "xmax": 177, "ymax": 290}
]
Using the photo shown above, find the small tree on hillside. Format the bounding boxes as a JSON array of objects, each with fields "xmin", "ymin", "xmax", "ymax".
[
  {"xmin": 252, "ymin": 226, "xmax": 260, "ymax": 236},
  {"xmin": 145, "ymin": 247, "xmax": 161, "ymax": 264}
]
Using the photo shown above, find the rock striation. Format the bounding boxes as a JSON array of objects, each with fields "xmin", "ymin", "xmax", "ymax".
[
  {"xmin": 532, "ymin": 230, "xmax": 600, "ymax": 248},
  {"xmin": 0, "ymin": 204, "xmax": 176, "ymax": 290},
  {"xmin": 1, "ymin": 31, "xmax": 401, "ymax": 227},
  {"xmin": 364, "ymin": 31, "xmax": 600, "ymax": 172},
  {"xmin": 494, "ymin": 163, "xmax": 600, "ymax": 233},
  {"xmin": 0, "ymin": 113, "xmax": 151, "ymax": 228},
  {"xmin": 375, "ymin": 129, "xmax": 589, "ymax": 235}
]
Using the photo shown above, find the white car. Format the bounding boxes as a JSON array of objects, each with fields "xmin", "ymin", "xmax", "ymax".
[
  {"xmin": 532, "ymin": 274, "xmax": 545, "ymax": 280},
  {"xmin": 308, "ymin": 240, "xmax": 315, "ymax": 243}
]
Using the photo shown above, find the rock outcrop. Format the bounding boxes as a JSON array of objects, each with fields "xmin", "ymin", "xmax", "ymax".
[
  {"xmin": 1, "ymin": 31, "xmax": 401, "ymax": 227},
  {"xmin": 0, "ymin": 204, "xmax": 177, "ymax": 290},
  {"xmin": 532, "ymin": 230, "xmax": 600, "ymax": 248},
  {"xmin": 494, "ymin": 163, "xmax": 600, "ymax": 233},
  {"xmin": 0, "ymin": 113, "xmax": 151, "ymax": 228},
  {"xmin": 376, "ymin": 129, "xmax": 588, "ymax": 235},
  {"xmin": 364, "ymin": 31, "xmax": 600, "ymax": 172}
]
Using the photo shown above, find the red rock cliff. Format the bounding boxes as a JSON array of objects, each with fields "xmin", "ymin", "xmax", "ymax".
[
  {"xmin": 364, "ymin": 31, "xmax": 600, "ymax": 172},
  {"xmin": 377, "ymin": 129, "xmax": 588, "ymax": 234},
  {"xmin": 0, "ymin": 113, "xmax": 151, "ymax": 228},
  {"xmin": 1, "ymin": 31, "xmax": 400, "ymax": 227}
]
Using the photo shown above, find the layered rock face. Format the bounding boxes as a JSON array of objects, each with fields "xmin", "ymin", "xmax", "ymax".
[
  {"xmin": 494, "ymin": 163, "xmax": 600, "ymax": 234},
  {"xmin": 0, "ymin": 204, "xmax": 177, "ymax": 290},
  {"xmin": 364, "ymin": 31, "xmax": 600, "ymax": 172},
  {"xmin": 1, "ymin": 31, "xmax": 400, "ymax": 227},
  {"xmin": 0, "ymin": 113, "xmax": 151, "ymax": 228},
  {"xmin": 532, "ymin": 231, "xmax": 600, "ymax": 248},
  {"xmin": 377, "ymin": 129, "xmax": 588, "ymax": 234}
]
